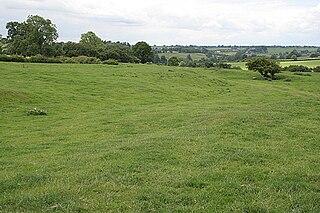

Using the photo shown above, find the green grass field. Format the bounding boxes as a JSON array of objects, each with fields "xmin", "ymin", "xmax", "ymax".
[
  {"xmin": 1, "ymin": 62, "xmax": 319, "ymax": 212},
  {"xmin": 230, "ymin": 59, "xmax": 320, "ymax": 70},
  {"xmin": 281, "ymin": 60, "xmax": 320, "ymax": 67}
]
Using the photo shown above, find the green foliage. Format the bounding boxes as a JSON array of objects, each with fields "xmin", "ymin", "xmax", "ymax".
[
  {"xmin": 103, "ymin": 59, "xmax": 119, "ymax": 65},
  {"xmin": 310, "ymin": 53, "xmax": 319, "ymax": 58},
  {"xmin": 283, "ymin": 65, "xmax": 312, "ymax": 72},
  {"xmin": 79, "ymin": 31, "xmax": 104, "ymax": 49},
  {"xmin": 62, "ymin": 41, "xmax": 138, "ymax": 63},
  {"xmin": 186, "ymin": 54, "xmax": 193, "ymax": 62},
  {"xmin": 28, "ymin": 55, "xmax": 48, "ymax": 63},
  {"xmin": 132, "ymin": 41, "xmax": 153, "ymax": 63},
  {"xmin": 100, "ymin": 43, "xmax": 138, "ymax": 63},
  {"xmin": 168, "ymin": 56, "xmax": 180, "ymax": 66},
  {"xmin": 0, "ymin": 54, "xmax": 26, "ymax": 62},
  {"xmin": 6, "ymin": 15, "xmax": 58, "ymax": 56},
  {"xmin": 153, "ymin": 53, "xmax": 161, "ymax": 64},
  {"xmin": 63, "ymin": 41, "xmax": 87, "ymax": 57},
  {"xmin": 72, "ymin": 56, "xmax": 101, "ymax": 64},
  {"xmin": 42, "ymin": 42, "xmax": 64, "ymax": 57},
  {"xmin": 216, "ymin": 62, "xmax": 232, "ymax": 69},
  {"xmin": 246, "ymin": 57, "xmax": 281, "ymax": 79},
  {"xmin": 313, "ymin": 66, "xmax": 320, "ymax": 72},
  {"xmin": 0, "ymin": 34, "xmax": 7, "ymax": 54},
  {"xmin": 160, "ymin": 55, "xmax": 167, "ymax": 65}
]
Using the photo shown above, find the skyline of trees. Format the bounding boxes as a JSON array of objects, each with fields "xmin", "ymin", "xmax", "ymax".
[
  {"xmin": 2, "ymin": 15, "xmax": 154, "ymax": 63},
  {"xmin": 1, "ymin": 15, "xmax": 320, "ymax": 67}
]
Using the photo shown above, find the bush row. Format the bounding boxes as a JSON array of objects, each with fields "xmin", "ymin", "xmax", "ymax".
[
  {"xmin": 283, "ymin": 65, "xmax": 320, "ymax": 72},
  {"xmin": 0, "ymin": 54, "xmax": 119, "ymax": 65}
]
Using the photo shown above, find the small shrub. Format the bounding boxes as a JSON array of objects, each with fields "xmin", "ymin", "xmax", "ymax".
[
  {"xmin": 0, "ymin": 54, "xmax": 26, "ymax": 62},
  {"xmin": 103, "ymin": 59, "xmax": 119, "ymax": 65},
  {"xmin": 59, "ymin": 57, "xmax": 76, "ymax": 64},
  {"xmin": 294, "ymin": 72, "xmax": 311, "ymax": 76},
  {"xmin": 11, "ymin": 55, "xmax": 27, "ymax": 62},
  {"xmin": 28, "ymin": 54, "xmax": 48, "ymax": 63},
  {"xmin": 216, "ymin": 62, "xmax": 232, "ymax": 69},
  {"xmin": 0, "ymin": 54, "xmax": 11, "ymax": 62},
  {"xmin": 313, "ymin": 66, "xmax": 320, "ymax": 72},
  {"xmin": 73, "ymin": 56, "xmax": 101, "ymax": 64},
  {"xmin": 283, "ymin": 65, "xmax": 312, "ymax": 72},
  {"xmin": 46, "ymin": 57, "xmax": 63, "ymax": 63},
  {"xmin": 27, "ymin": 108, "xmax": 48, "ymax": 116}
]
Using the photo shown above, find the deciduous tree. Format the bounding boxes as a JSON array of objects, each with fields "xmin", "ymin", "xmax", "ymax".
[
  {"xmin": 6, "ymin": 15, "xmax": 58, "ymax": 55},
  {"xmin": 132, "ymin": 41, "xmax": 153, "ymax": 63},
  {"xmin": 168, "ymin": 56, "xmax": 179, "ymax": 66},
  {"xmin": 246, "ymin": 57, "xmax": 281, "ymax": 80},
  {"xmin": 79, "ymin": 31, "xmax": 104, "ymax": 49}
]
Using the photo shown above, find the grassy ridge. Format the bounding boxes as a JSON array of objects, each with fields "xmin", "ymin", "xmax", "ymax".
[{"xmin": 1, "ymin": 62, "xmax": 319, "ymax": 212}]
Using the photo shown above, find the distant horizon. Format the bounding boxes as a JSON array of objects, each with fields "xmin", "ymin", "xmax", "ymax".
[{"xmin": 1, "ymin": 0, "xmax": 319, "ymax": 46}]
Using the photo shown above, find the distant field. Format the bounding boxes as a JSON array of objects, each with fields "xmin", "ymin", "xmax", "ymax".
[
  {"xmin": 229, "ymin": 62, "xmax": 247, "ymax": 69},
  {"xmin": 281, "ymin": 59, "xmax": 320, "ymax": 67},
  {"xmin": 267, "ymin": 47, "xmax": 318, "ymax": 55},
  {"xmin": 158, "ymin": 52, "xmax": 207, "ymax": 60},
  {"xmin": 1, "ymin": 62, "xmax": 319, "ymax": 212},
  {"xmin": 230, "ymin": 59, "xmax": 320, "ymax": 70}
]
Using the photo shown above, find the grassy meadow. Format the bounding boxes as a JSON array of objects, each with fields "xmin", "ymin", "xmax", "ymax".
[{"xmin": 1, "ymin": 62, "xmax": 320, "ymax": 212}]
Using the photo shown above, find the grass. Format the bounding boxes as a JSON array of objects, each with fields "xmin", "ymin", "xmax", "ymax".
[
  {"xmin": 229, "ymin": 62, "xmax": 248, "ymax": 70},
  {"xmin": 1, "ymin": 62, "xmax": 320, "ymax": 212},
  {"xmin": 230, "ymin": 59, "xmax": 320, "ymax": 70},
  {"xmin": 281, "ymin": 59, "xmax": 320, "ymax": 68}
]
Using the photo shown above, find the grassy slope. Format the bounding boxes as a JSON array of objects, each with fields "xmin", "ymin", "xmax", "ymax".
[
  {"xmin": 0, "ymin": 62, "xmax": 319, "ymax": 212},
  {"xmin": 281, "ymin": 60, "xmax": 320, "ymax": 67}
]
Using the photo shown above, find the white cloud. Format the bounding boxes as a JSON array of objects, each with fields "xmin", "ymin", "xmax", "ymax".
[{"xmin": 0, "ymin": 0, "xmax": 319, "ymax": 45}]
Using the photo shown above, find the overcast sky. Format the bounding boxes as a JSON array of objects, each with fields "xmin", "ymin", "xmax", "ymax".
[{"xmin": 0, "ymin": 0, "xmax": 319, "ymax": 45}]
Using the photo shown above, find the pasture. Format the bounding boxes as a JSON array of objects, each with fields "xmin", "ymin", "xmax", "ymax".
[{"xmin": 1, "ymin": 62, "xmax": 319, "ymax": 212}]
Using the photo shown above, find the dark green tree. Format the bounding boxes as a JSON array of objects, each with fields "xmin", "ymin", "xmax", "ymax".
[
  {"xmin": 168, "ymin": 56, "xmax": 179, "ymax": 66},
  {"xmin": 79, "ymin": 31, "xmax": 104, "ymax": 49},
  {"xmin": 246, "ymin": 57, "xmax": 281, "ymax": 80},
  {"xmin": 43, "ymin": 42, "xmax": 64, "ymax": 57},
  {"xmin": 132, "ymin": 41, "xmax": 153, "ymax": 63},
  {"xmin": 288, "ymin": 49, "xmax": 301, "ymax": 58},
  {"xmin": 0, "ymin": 34, "xmax": 7, "ymax": 54},
  {"xmin": 6, "ymin": 15, "xmax": 58, "ymax": 55},
  {"xmin": 153, "ymin": 53, "xmax": 161, "ymax": 64},
  {"xmin": 186, "ymin": 54, "xmax": 193, "ymax": 62},
  {"xmin": 160, "ymin": 55, "xmax": 167, "ymax": 65}
]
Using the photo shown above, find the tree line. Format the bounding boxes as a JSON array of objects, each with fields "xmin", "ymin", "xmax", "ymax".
[
  {"xmin": 0, "ymin": 15, "xmax": 238, "ymax": 68},
  {"xmin": 0, "ymin": 15, "xmax": 154, "ymax": 64}
]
